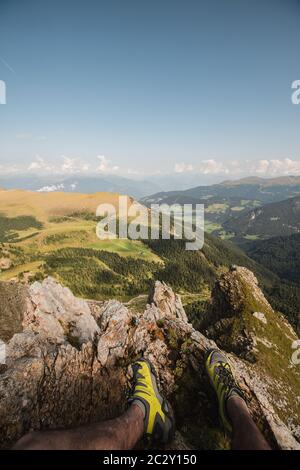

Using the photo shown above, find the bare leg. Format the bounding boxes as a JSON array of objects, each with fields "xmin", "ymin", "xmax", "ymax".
[
  {"xmin": 13, "ymin": 404, "xmax": 144, "ymax": 450},
  {"xmin": 227, "ymin": 395, "xmax": 271, "ymax": 450}
]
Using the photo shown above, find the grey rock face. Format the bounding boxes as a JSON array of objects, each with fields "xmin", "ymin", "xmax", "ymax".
[
  {"xmin": 0, "ymin": 275, "xmax": 299, "ymax": 450},
  {"xmin": 27, "ymin": 278, "xmax": 100, "ymax": 345},
  {"xmin": 148, "ymin": 280, "xmax": 188, "ymax": 322}
]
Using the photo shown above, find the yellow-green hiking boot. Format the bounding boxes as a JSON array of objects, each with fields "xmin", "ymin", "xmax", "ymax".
[
  {"xmin": 205, "ymin": 348, "xmax": 245, "ymax": 434},
  {"xmin": 129, "ymin": 358, "xmax": 175, "ymax": 444}
]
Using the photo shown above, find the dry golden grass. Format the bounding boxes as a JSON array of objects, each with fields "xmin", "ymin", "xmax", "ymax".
[
  {"xmin": 0, "ymin": 190, "xmax": 133, "ymax": 221},
  {"xmin": 0, "ymin": 190, "xmax": 161, "ymax": 280}
]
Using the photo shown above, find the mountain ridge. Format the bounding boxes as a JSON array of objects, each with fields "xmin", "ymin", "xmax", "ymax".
[
  {"xmin": 0, "ymin": 270, "xmax": 299, "ymax": 449},
  {"xmin": 0, "ymin": 175, "xmax": 161, "ymax": 199}
]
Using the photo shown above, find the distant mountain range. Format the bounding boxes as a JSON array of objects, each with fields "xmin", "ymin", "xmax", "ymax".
[
  {"xmin": 0, "ymin": 175, "xmax": 161, "ymax": 199},
  {"xmin": 141, "ymin": 176, "xmax": 300, "ymax": 236},
  {"xmin": 223, "ymin": 196, "xmax": 300, "ymax": 241},
  {"xmin": 142, "ymin": 175, "xmax": 300, "ymax": 206},
  {"xmin": 2, "ymin": 174, "xmax": 300, "ymax": 201},
  {"xmin": 0, "ymin": 173, "xmax": 227, "ymax": 199}
]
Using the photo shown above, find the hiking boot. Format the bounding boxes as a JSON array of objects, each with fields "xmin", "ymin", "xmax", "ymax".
[
  {"xmin": 205, "ymin": 348, "xmax": 245, "ymax": 433},
  {"xmin": 129, "ymin": 358, "xmax": 175, "ymax": 444}
]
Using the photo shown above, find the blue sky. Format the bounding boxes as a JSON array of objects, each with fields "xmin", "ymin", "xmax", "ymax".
[{"xmin": 0, "ymin": 0, "xmax": 300, "ymax": 179}]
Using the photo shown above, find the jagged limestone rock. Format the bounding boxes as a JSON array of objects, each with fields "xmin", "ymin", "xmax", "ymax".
[
  {"xmin": 148, "ymin": 280, "xmax": 188, "ymax": 322},
  {"xmin": 0, "ymin": 273, "xmax": 299, "ymax": 450},
  {"xmin": 27, "ymin": 278, "xmax": 100, "ymax": 346}
]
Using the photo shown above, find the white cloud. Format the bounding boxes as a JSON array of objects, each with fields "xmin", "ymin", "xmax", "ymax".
[
  {"xmin": 2, "ymin": 155, "xmax": 300, "ymax": 180},
  {"xmin": 199, "ymin": 159, "xmax": 229, "ymax": 175},
  {"xmin": 174, "ymin": 162, "xmax": 194, "ymax": 173},
  {"xmin": 96, "ymin": 155, "xmax": 119, "ymax": 173},
  {"xmin": 61, "ymin": 156, "xmax": 90, "ymax": 173},
  {"xmin": 25, "ymin": 155, "xmax": 120, "ymax": 175},
  {"xmin": 28, "ymin": 156, "xmax": 54, "ymax": 171},
  {"xmin": 250, "ymin": 158, "xmax": 300, "ymax": 176},
  {"xmin": 174, "ymin": 158, "xmax": 300, "ymax": 177},
  {"xmin": 0, "ymin": 164, "xmax": 20, "ymax": 174},
  {"xmin": 27, "ymin": 156, "xmax": 90, "ymax": 174},
  {"xmin": 37, "ymin": 184, "xmax": 65, "ymax": 192},
  {"xmin": 4, "ymin": 155, "xmax": 119, "ymax": 176},
  {"xmin": 175, "ymin": 160, "xmax": 227, "ymax": 175}
]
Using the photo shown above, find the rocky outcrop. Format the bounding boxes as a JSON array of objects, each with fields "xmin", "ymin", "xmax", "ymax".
[
  {"xmin": 199, "ymin": 266, "xmax": 300, "ymax": 444},
  {"xmin": 25, "ymin": 277, "xmax": 100, "ymax": 346},
  {"xmin": 201, "ymin": 267, "xmax": 277, "ymax": 361},
  {"xmin": 148, "ymin": 281, "xmax": 188, "ymax": 322},
  {"xmin": 0, "ymin": 274, "xmax": 299, "ymax": 450}
]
